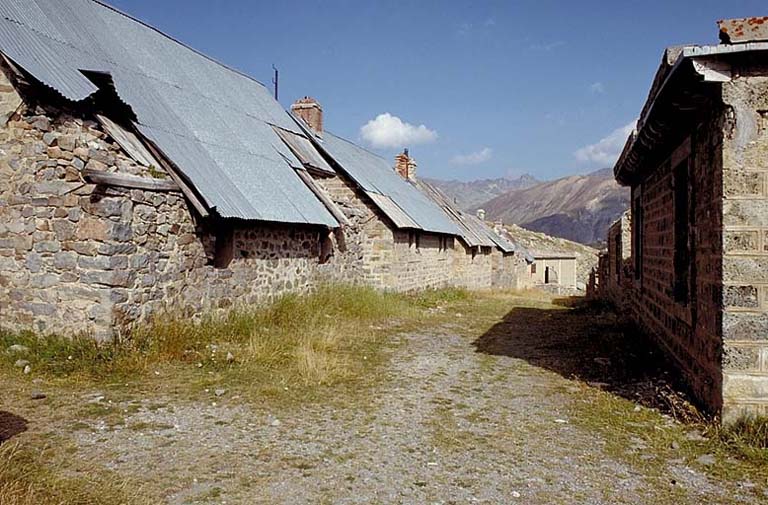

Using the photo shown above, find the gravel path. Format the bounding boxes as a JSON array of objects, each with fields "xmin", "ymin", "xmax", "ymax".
[{"xmin": 59, "ymin": 319, "xmax": 763, "ymax": 505}]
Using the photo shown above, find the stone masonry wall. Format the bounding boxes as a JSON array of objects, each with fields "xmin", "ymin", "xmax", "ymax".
[
  {"xmin": 313, "ymin": 171, "xmax": 463, "ymax": 292},
  {"xmin": 0, "ymin": 94, "xmax": 335, "ymax": 339},
  {"xmin": 491, "ymin": 250, "xmax": 525, "ymax": 290},
  {"xmin": 719, "ymin": 75, "xmax": 768, "ymax": 420},
  {"xmin": 603, "ymin": 212, "xmax": 632, "ymax": 309},
  {"xmin": 451, "ymin": 243, "xmax": 493, "ymax": 290}
]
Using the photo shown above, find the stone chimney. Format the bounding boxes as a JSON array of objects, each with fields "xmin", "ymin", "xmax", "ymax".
[
  {"xmin": 291, "ymin": 96, "xmax": 323, "ymax": 134},
  {"xmin": 394, "ymin": 148, "xmax": 417, "ymax": 180},
  {"xmin": 476, "ymin": 209, "xmax": 486, "ymax": 221}
]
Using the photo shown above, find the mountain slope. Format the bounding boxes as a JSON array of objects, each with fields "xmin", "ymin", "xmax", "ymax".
[
  {"xmin": 422, "ymin": 174, "xmax": 539, "ymax": 210},
  {"xmin": 475, "ymin": 169, "xmax": 629, "ymax": 245}
]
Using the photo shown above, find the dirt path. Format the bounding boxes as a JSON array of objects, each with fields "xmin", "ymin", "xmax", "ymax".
[{"xmin": 3, "ymin": 295, "xmax": 767, "ymax": 504}]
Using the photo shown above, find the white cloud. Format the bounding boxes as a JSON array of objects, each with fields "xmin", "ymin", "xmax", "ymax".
[
  {"xmin": 589, "ymin": 81, "xmax": 605, "ymax": 94},
  {"xmin": 574, "ymin": 120, "xmax": 637, "ymax": 167},
  {"xmin": 451, "ymin": 147, "xmax": 493, "ymax": 165},
  {"xmin": 360, "ymin": 113, "xmax": 438, "ymax": 149}
]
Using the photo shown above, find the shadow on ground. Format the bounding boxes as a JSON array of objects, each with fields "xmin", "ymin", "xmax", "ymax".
[
  {"xmin": 472, "ymin": 297, "xmax": 702, "ymax": 421},
  {"xmin": 0, "ymin": 411, "xmax": 28, "ymax": 443}
]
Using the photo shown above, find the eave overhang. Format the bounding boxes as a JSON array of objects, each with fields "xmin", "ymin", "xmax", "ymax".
[{"xmin": 614, "ymin": 42, "xmax": 768, "ymax": 186}]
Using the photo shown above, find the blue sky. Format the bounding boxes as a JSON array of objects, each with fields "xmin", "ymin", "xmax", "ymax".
[{"xmin": 110, "ymin": 0, "xmax": 766, "ymax": 181}]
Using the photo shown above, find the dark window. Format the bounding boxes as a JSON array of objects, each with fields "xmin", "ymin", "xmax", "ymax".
[
  {"xmin": 415, "ymin": 233, "xmax": 421, "ymax": 250},
  {"xmin": 531, "ymin": 263, "xmax": 537, "ymax": 274},
  {"xmin": 214, "ymin": 225, "xmax": 234, "ymax": 269},
  {"xmin": 632, "ymin": 187, "xmax": 643, "ymax": 281},
  {"xmin": 673, "ymin": 158, "xmax": 690, "ymax": 303}
]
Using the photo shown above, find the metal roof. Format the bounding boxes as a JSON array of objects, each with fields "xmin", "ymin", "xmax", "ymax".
[
  {"xmin": 273, "ymin": 127, "xmax": 335, "ymax": 176},
  {"xmin": 414, "ymin": 179, "xmax": 519, "ymax": 254},
  {"xmin": 311, "ymin": 131, "xmax": 462, "ymax": 236},
  {"xmin": 0, "ymin": 0, "xmax": 337, "ymax": 226}
]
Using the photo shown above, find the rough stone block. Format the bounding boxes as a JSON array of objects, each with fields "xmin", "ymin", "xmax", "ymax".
[
  {"xmin": 724, "ymin": 200, "xmax": 768, "ymax": 227},
  {"xmin": 53, "ymin": 251, "xmax": 77, "ymax": 270},
  {"xmin": 81, "ymin": 270, "xmax": 134, "ymax": 288},
  {"xmin": 724, "ymin": 256, "xmax": 768, "ymax": 282},
  {"xmin": 76, "ymin": 219, "xmax": 109, "ymax": 241},
  {"xmin": 724, "ymin": 230, "xmax": 759, "ymax": 252},
  {"xmin": 724, "ymin": 311, "xmax": 768, "ymax": 340},
  {"xmin": 723, "ymin": 344, "xmax": 762, "ymax": 371},
  {"xmin": 723, "ymin": 373, "xmax": 768, "ymax": 399},
  {"xmin": 109, "ymin": 222, "xmax": 133, "ymax": 242},
  {"xmin": 34, "ymin": 241, "xmax": 61, "ymax": 253},
  {"xmin": 724, "ymin": 285, "xmax": 759, "ymax": 308}
]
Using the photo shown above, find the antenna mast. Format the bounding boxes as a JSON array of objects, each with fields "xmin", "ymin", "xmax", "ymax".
[{"xmin": 272, "ymin": 65, "xmax": 279, "ymax": 101}]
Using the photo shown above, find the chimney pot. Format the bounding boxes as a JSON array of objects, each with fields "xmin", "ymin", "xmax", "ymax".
[{"xmin": 291, "ymin": 96, "xmax": 323, "ymax": 134}]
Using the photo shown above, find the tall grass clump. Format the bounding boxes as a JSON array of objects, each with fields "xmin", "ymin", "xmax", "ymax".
[{"xmin": 716, "ymin": 416, "xmax": 768, "ymax": 464}]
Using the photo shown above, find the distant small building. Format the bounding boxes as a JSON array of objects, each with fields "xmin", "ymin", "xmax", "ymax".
[{"xmin": 527, "ymin": 252, "xmax": 577, "ymax": 289}]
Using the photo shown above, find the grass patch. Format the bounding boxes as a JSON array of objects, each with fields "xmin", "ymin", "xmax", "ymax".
[
  {"xmin": 1, "ymin": 285, "xmax": 470, "ymax": 399},
  {"xmin": 0, "ymin": 441, "xmax": 142, "ymax": 505},
  {"xmin": 716, "ymin": 416, "xmax": 768, "ymax": 464},
  {"xmin": 569, "ymin": 387, "xmax": 767, "ymax": 503}
]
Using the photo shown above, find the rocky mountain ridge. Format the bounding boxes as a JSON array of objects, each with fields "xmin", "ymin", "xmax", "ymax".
[{"xmin": 428, "ymin": 168, "xmax": 628, "ymax": 246}]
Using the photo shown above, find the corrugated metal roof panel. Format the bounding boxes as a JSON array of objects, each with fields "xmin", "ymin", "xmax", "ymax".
[
  {"xmin": 364, "ymin": 191, "xmax": 420, "ymax": 229},
  {"xmin": 273, "ymin": 127, "xmax": 335, "ymax": 175},
  {"xmin": 315, "ymin": 131, "xmax": 461, "ymax": 236},
  {"xmin": 0, "ymin": 0, "xmax": 337, "ymax": 227},
  {"xmin": 413, "ymin": 179, "xmax": 521, "ymax": 254}
]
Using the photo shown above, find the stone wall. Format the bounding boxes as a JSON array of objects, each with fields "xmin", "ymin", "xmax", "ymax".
[
  {"xmin": 719, "ymin": 75, "xmax": 768, "ymax": 420},
  {"xmin": 602, "ymin": 212, "xmax": 632, "ymax": 309},
  {"xmin": 450, "ymin": 243, "xmax": 493, "ymax": 291},
  {"xmin": 313, "ymin": 171, "xmax": 461, "ymax": 291},
  {"xmin": 491, "ymin": 250, "xmax": 527, "ymax": 290},
  {"xmin": 0, "ymin": 93, "xmax": 336, "ymax": 339}
]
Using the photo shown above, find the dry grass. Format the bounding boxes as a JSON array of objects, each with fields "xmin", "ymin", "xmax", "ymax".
[
  {"xmin": 0, "ymin": 441, "xmax": 142, "ymax": 505},
  {"xmin": 0, "ymin": 284, "xmax": 474, "ymax": 505},
  {"xmin": 0, "ymin": 284, "xmax": 471, "ymax": 394}
]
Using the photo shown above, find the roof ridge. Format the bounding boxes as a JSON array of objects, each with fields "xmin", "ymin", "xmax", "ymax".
[{"xmin": 86, "ymin": 0, "xmax": 269, "ymax": 91}]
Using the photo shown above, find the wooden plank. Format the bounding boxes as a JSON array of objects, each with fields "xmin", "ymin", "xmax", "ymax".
[
  {"xmin": 83, "ymin": 168, "xmax": 180, "ymax": 192},
  {"xmin": 96, "ymin": 114, "xmax": 158, "ymax": 168},
  {"xmin": 295, "ymin": 169, "xmax": 348, "ymax": 227}
]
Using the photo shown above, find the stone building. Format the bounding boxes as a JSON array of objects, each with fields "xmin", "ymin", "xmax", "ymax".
[
  {"xmin": 526, "ymin": 252, "xmax": 578, "ymax": 289},
  {"xmin": 410, "ymin": 176, "xmax": 532, "ymax": 290},
  {"xmin": 609, "ymin": 19, "xmax": 768, "ymax": 420},
  {"xmin": 0, "ymin": 0, "xmax": 526, "ymax": 340},
  {"xmin": 598, "ymin": 211, "xmax": 632, "ymax": 307}
]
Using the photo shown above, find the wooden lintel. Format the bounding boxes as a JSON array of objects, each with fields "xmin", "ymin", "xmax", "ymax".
[
  {"xmin": 83, "ymin": 168, "xmax": 181, "ymax": 192},
  {"xmin": 295, "ymin": 169, "xmax": 349, "ymax": 227}
]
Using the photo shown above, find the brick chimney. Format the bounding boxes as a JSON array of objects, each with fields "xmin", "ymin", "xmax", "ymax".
[
  {"xmin": 291, "ymin": 96, "xmax": 323, "ymax": 134},
  {"xmin": 394, "ymin": 148, "xmax": 417, "ymax": 180}
]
